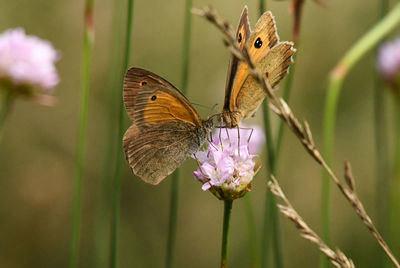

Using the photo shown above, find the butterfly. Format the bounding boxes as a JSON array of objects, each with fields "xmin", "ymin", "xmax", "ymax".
[
  {"xmin": 123, "ymin": 68, "xmax": 214, "ymax": 185},
  {"xmin": 222, "ymin": 6, "xmax": 296, "ymax": 128}
]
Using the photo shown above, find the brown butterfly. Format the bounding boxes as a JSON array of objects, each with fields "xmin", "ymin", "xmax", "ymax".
[
  {"xmin": 222, "ymin": 6, "xmax": 296, "ymax": 128},
  {"xmin": 123, "ymin": 68, "xmax": 214, "ymax": 185}
]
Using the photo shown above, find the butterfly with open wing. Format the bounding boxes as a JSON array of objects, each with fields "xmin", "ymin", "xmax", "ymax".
[{"xmin": 123, "ymin": 68, "xmax": 214, "ymax": 185}]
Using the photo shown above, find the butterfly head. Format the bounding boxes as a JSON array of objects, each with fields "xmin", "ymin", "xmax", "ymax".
[{"xmin": 202, "ymin": 117, "xmax": 214, "ymax": 132}]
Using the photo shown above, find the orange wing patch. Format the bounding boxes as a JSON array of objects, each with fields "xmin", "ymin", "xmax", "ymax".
[
  {"xmin": 228, "ymin": 11, "xmax": 278, "ymax": 111},
  {"xmin": 124, "ymin": 67, "xmax": 178, "ymax": 121},
  {"xmin": 135, "ymin": 90, "xmax": 201, "ymax": 126},
  {"xmin": 248, "ymin": 11, "xmax": 278, "ymax": 62},
  {"xmin": 223, "ymin": 6, "xmax": 250, "ymax": 111}
]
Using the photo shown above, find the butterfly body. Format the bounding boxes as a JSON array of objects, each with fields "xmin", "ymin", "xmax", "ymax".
[
  {"xmin": 123, "ymin": 67, "xmax": 213, "ymax": 185},
  {"xmin": 222, "ymin": 7, "xmax": 296, "ymax": 128}
]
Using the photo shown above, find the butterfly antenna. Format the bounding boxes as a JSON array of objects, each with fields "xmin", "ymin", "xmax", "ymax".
[
  {"xmin": 191, "ymin": 102, "xmax": 215, "ymax": 110},
  {"xmin": 211, "ymin": 103, "xmax": 219, "ymax": 113},
  {"xmin": 206, "ymin": 104, "xmax": 223, "ymax": 121},
  {"xmin": 208, "ymin": 112, "xmax": 222, "ymax": 121},
  {"xmin": 207, "ymin": 133, "xmax": 219, "ymax": 151},
  {"xmin": 194, "ymin": 154, "xmax": 201, "ymax": 167},
  {"xmin": 193, "ymin": 155, "xmax": 207, "ymax": 177}
]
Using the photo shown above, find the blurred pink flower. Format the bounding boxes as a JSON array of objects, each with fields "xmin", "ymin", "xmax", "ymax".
[
  {"xmin": 0, "ymin": 28, "xmax": 60, "ymax": 92},
  {"xmin": 378, "ymin": 37, "xmax": 400, "ymax": 86},
  {"xmin": 193, "ymin": 125, "xmax": 264, "ymax": 199}
]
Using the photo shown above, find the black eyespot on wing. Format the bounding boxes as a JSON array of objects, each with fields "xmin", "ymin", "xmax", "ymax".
[
  {"xmin": 151, "ymin": 95, "xmax": 157, "ymax": 101},
  {"xmin": 141, "ymin": 81, "xmax": 147, "ymax": 86},
  {"xmin": 238, "ymin": 33, "xmax": 242, "ymax": 43},
  {"xmin": 254, "ymin": 37, "xmax": 263, "ymax": 48}
]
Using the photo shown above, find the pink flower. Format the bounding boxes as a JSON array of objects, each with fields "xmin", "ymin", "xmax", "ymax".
[
  {"xmin": 193, "ymin": 126, "xmax": 264, "ymax": 200},
  {"xmin": 214, "ymin": 124, "xmax": 266, "ymax": 154},
  {"xmin": 377, "ymin": 37, "xmax": 400, "ymax": 88},
  {"xmin": 0, "ymin": 28, "xmax": 60, "ymax": 92}
]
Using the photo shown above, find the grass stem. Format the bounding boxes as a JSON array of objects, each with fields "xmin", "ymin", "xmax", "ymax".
[
  {"xmin": 389, "ymin": 96, "xmax": 400, "ymax": 258},
  {"xmin": 93, "ymin": 1, "xmax": 126, "ymax": 267},
  {"xmin": 258, "ymin": 1, "xmax": 284, "ymax": 267},
  {"xmin": 261, "ymin": 103, "xmax": 283, "ymax": 268},
  {"xmin": 275, "ymin": 53, "xmax": 297, "ymax": 162},
  {"xmin": 166, "ymin": 172, "xmax": 180, "ymax": 268},
  {"xmin": 165, "ymin": 1, "xmax": 193, "ymax": 267},
  {"xmin": 109, "ymin": 0, "xmax": 134, "ymax": 267},
  {"xmin": 69, "ymin": 1, "xmax": 95, "ymax": 267},
  {"xmin": 374, "ymin": 0, "xmax": 389, "ymax": 266}
]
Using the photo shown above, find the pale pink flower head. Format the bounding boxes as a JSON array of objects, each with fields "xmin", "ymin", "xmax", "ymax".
[
  {"xmin": 193, "ymin": 126, "xmax": 264, "ymax": 200},
  {"xmin": 215, "ymin": 123, "xmax": 266, "ymax": 154},
  {"xmin": 377, "ymin": 37, "xmax": 400, "ymax": 90},
  {"xmin": 0, "ymin": 28, "xmax": 60, "ymax": 94}
]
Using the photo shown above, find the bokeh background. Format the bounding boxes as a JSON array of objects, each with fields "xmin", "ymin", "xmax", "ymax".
[{"xmin": 0, "ymin": 0, "xmax": 398, "ymax": 267}]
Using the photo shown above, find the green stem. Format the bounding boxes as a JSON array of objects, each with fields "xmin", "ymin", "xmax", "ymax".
[
  {"xmin": 374, "ymin": 0, "xmax": 389, "ymax": 267},
  {"xmin": 243, "ymin": 195, "xmax": 259, "ymax": 268},
  {"xmin": 93, "ymin": 0, "xmax": 126, "ymax": 266},
  {"xmin": 259, "ymin": 0, "xmax": 265, "ymax": 16},
  {"xmin": 375, "ymin": 78, "xmax": 389, "ymax": 267},
  {"xmin": 0, "ymin": 90, "xmax": 13, "ymax": 143},
  {"xmin": 166, "ymin": 172, "xmax": 180, "ymax": 268},
  {"xmin": 220, "ymin": 200, "xmax": 233, "ymax": 268},
  {"xmin": 165, "ymin": 1, "xmax": 192, "ymax": 267},
  {"xmin": 110, "ymin": 0, "xmax": 134, "ymax": 267},
  {"xmin": 275, "ymin": 52, "xmax": 297, "ymax": 162},
  {"xmin": 180, "ymin": 0, "xmax": 193, "ymax": 96},
  {"xmin": 267, "ymin": 189, "xmax": 282, "ymax": 268},
  {"xmin": 263, "ymin": 39, "xmax": 298, "ymax": 268},
  {"xmin": 330, "ymin": 3, "xmax": 400, "ymax": 76},
  {"xmin": 69, "ymin": 1, "xmax": 94, "ymax": 268},
  {"xmin": 321, "ymin": 76, "xmax": 341, "ymax": 268},
  {"xmin": 389, "ymin": 97, "xmax": 400, "ymax": 258},
  {"xmin": 261, "ymin": 103, "xmax": 283, "ymax": 268},
  {"xmin": 259, "ymin": 1, "xmax": 283, "ymax": 267},
  {"xmin": 321, "ymin": 3, "xmax": 400, "ymax": 267}
]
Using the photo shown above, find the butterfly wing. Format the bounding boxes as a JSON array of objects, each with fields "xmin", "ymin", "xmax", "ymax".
[
  {"xmin": 223, "ymin": 6, "xmax": 251, "ymax": 111},
  {"xmin": 123, "ymin": 67, "xmax": 209, "ymax": 184},
  {"xmin": 124, "ymin": 67, "xmax": 202, "ymax": 128},
  {"xmin": 224, "ymin": 10, "xmax": 295, "ymax": 124},
  {"xmin": 123, "ymin": 123, "xmax": 207, "ymax": 185},
  {"xmin": 236, "ymin": 42, "xmax": 295, "ymax": 119},
  {"xmin": 226, "ymin": 11, "xmax": 278, "ymax": 112},
  {"xmin": 255, "ymin": 42, "xmax": 296, "ymax": 87}
]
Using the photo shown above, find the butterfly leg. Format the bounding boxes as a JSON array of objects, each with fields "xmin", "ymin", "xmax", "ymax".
[
  {"xmin": 237, "ymin": 126, "xmax": 241, "ymax": 156},
  {"xmin": 218, "ymin": 117, "xmax": 224, "ymax": 150},
  {"xmin": 238, "ymin": 127, "xmax": 254, "ymax": 152},
  {"xmin": 225, "ymin": 127, "xmax": 231, "ymax": 146},
  {"xmin": 245, "ymin": 128, "xmax": 254, "ymax": 144}
]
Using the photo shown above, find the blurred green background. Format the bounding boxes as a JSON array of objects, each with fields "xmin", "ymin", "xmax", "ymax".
[{"xmin": 0, "ymin": 0, "xmax": 398, "ymax": 267}]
